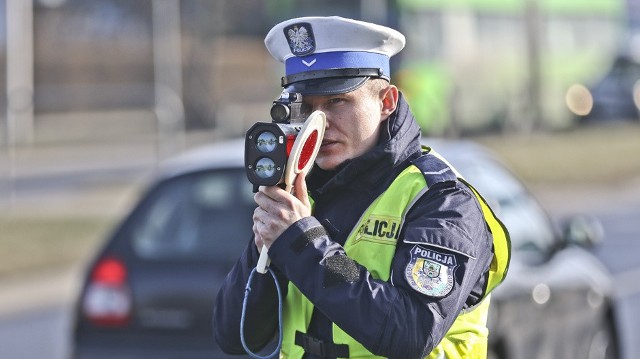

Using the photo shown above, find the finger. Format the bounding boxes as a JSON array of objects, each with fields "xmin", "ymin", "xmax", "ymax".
[
  {"xmin": 254, "ymin": 188, "xmax": 278, "ymax": 211},
  {"xmin": 253, "ymin": 211, "xmax": 267, "ymax": 246},
  {"xmin": 254, "ymin": 206, "xmax": 277, "ymax": 232},
  {"xmin": 254, "ymin": 188, "xmax": 266, "ymax": 205},
  {"xmin": 252, "ymin": 206, "xmax": 262, "ymax": 223},
  {"xmin": 255, "ymin": 185, "xmax": 282, "ymax": 206},
  {"xmin": 254, "ymin": 231, "xmax": 264, "ymax": 250},
  {"xmin": 293, "ymin": 171, "xmax": 309, "ymax": 206}
]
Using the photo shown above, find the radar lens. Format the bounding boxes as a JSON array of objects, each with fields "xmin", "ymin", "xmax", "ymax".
[
  {"xmin": 270, "ymin": 103, "xmax": 290, "ymax": 123},
  {"xmin": 256, "ymin": 131, "xmax": 278, "ymax": 153},
  {"xmin": 254, "ymin": 157, "xmax": 277, "ymax": 179}
]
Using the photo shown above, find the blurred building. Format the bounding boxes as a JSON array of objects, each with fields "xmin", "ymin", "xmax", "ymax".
[
  {"xmin": 2, "ymin": 0, "xmax": 284, "ymax": 146},
  {"xmin": 0, "ymin": 2, "xmax": 6, "ymax": 134},
  {"xmin": 1, "ymin": 1, "xmax": 9, "ymax": 144},
  {"xmin": 31, "ymin": 0, "xmax": 278, "ymax": 141},
  {"xmin": 0, "ymin": 0, "xmax": 634, "ymax": 146},
  {"xmin": 395, "ymin": 0, "xmax": 628, "ymax": 135}
]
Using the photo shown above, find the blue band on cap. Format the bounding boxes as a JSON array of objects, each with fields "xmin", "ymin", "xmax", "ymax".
[{"xmin": 285, "ymin": 51, "xmax": 390, "ymax": 77}]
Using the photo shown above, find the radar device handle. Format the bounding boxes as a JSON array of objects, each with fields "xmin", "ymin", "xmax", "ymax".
[{"xmin": 256, "ymin": 111, "xmax": 326, "ymax": 274}]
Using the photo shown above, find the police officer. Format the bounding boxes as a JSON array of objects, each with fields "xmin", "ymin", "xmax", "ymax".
[{"xmin": 214, "ymin": 16, "xmax": 510, "ymax": 359}]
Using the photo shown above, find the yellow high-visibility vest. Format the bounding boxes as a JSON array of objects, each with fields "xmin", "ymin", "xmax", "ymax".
[{"xmin": 280, "ymin": 150, "xmax": 510, "ymax": 358}]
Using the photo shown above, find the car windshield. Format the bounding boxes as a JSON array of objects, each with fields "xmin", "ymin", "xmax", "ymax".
[{"xmin": 130, "ymin": 168, "xmax": 255, "ymax": 263}]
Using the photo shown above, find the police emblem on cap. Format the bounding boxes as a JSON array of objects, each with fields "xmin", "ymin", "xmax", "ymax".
[
  {"xmin": 284, "ymin": 22, "xmax": 315, "ymax": 56},
  {"xmin": 405, "ymin": 245, "xmax": 457, "ymax": 297}
]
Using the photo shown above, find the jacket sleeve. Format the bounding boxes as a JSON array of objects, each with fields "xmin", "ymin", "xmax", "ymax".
[
  {"xmin": 213, "ymin": 238, "xmax": 289, "ymax": 354},
  {"xmin": 267, "ymin": 181, "xmax": 494, "ymax": 359}
]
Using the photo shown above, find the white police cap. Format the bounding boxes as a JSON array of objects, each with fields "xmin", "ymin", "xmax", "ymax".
[{"xmin": 265, "ymin": 16, "xmax": 406, "ymax": 95}]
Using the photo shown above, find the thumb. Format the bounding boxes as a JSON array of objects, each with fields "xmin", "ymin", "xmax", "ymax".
[{"xmin": 293, "ymin": 171, "xmax": 310, "ymax": 207}]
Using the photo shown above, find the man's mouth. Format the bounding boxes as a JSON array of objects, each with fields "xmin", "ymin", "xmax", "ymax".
[{"xmin": 320, "ymin": 140, "xmax": 337, "ymax": 149}]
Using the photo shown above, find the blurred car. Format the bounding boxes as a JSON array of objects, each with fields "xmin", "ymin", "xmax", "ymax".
[
  {"xmin": 426, "ymin": 139, "xmax": 619, "ymax": 359},
  {"xmin": 71, "ymin": 138, "xmax": 619, "ymax": 359},
  {"xmin": 71, "ymin": 140, "xmax": 255, "ymax": 359},
  {"xmin": 566, "ymin": 54, "xmax": 640, "ymax": 123}
]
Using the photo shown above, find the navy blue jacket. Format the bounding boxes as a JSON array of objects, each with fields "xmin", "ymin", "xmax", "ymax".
[{"xmin": 213, "ymin": 94, "xmax": 494, "ymax": 359}]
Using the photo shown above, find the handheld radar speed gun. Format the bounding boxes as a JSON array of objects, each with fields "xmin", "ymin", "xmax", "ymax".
[{"xmin": 244, "ymin": 91, "xmax": 326, "ymax": 274}]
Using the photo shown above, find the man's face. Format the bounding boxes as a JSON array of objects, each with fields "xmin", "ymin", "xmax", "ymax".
[{"xmin": 300, "ymin": 81, "xmax": 397, "ymax": 170}]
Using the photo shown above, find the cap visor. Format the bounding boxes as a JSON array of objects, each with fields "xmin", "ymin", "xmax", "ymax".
[{"xmin": 285, "ymin": 77, "xmax": 369, "ymax": 96}]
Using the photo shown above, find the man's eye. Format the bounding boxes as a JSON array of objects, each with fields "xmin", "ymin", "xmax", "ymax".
[{"xmin": 328, "ymin": 98, "xmax": 345, "ymax": 105}]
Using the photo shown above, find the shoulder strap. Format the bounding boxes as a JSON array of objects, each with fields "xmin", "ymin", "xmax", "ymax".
[
  {"xmin": 411, "ymin": 146, "xmax": 511, "ymax": 294},
  {"xmin": 410, "ymin": 147, "xmax": 457, "ymax": 186}
]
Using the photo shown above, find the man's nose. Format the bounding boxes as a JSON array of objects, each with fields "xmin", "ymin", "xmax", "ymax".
[
  {"xmin": 311, "ymin": 108, "xmax": 330, "ymax": 129},
  {"xmin": 323, "ymin": 115, "xmax": 331, "ymax": 129}
]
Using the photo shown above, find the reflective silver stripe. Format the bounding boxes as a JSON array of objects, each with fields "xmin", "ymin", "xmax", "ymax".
[
  {"xmin": 422, "ymin": 168, "xmax": 450, "ymax": 175},
  {"xmin": 430, "ymin": 150, "xmax": 464, "ymax": 179}
]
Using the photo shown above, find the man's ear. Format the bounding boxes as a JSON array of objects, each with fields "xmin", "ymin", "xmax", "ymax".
[{"xmin": 380, "ymin": 85, "xmax": 399, "ymax": 118}]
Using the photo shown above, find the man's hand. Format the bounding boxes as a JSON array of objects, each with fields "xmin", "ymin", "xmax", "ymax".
[{"xmin": 253, "ymin": 172, "xmax": 311, "ymax": 250}]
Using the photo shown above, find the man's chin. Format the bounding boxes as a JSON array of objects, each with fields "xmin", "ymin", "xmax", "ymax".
[{"xmin": 315, "ymin": 156, "xmax": 341, "ymax": 171}]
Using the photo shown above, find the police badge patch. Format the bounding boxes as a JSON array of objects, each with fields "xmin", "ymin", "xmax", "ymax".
[
  {"xmin": 284, "ymin": 22, "xmax": 315, "ymax": 56},
  {"xmin": 405, "ymin": 245, "xmax": 457, "ymax": 297}
]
